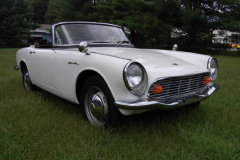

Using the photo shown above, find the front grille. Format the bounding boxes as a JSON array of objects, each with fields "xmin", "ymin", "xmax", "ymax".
[{"xmin": 148, "ymin": 72, "xmax": 209, "ymax": 99}]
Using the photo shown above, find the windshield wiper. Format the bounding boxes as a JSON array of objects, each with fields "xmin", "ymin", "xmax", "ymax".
[{"xmin": 116, "ymin": 40, "xmax": 130, "ymax": 47}]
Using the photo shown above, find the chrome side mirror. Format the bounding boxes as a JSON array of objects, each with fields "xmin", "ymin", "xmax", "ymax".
[{"xmin": 78, "ymin": 41, "xmax": 88, "ymax": 53}]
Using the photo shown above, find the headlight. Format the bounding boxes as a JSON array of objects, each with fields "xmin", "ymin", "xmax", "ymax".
[
  {"xmin": 123, "ymin": 61, "xmax": 148, "ymax": 96},
  {"xmin": 208, "ymin": 57, "xmax": 218, "ymax": 81}
]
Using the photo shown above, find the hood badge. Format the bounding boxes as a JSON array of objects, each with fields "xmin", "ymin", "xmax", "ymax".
[
  {"xmin": 172, "ymin": 63, "xmax": 178, "ymax": 66},
  {"xmin": 68, "ymin": 62, "xmax": 79, "ymax": 65}
]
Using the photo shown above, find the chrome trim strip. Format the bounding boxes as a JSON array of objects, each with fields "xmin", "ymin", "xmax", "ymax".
[
  {"xmin": 115, "ymin": 84, "xmax": 220, "ymax": 110},
  {"xmin": 52, "ymin": 21, "xmax": 122, "ymax": 28},
  {"xmin": 88, "ymin": 51, "xmax": 132, "ymax": 61},
  {"xmin": 52, "ymin": 24, "xmax": 56, "ymax": 48},
  {"xmin": 207, "ymin": 57, "xmax": 214, "ymax": 70},
  {"xmin": 52, "ymin": 44, "xmax": 135, "ymax": 48}
]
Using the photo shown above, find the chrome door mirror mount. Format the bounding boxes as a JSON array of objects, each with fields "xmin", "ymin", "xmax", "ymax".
[{"xmin": 78, "ymin": 41, "xmax": 88, "ymax": 53}]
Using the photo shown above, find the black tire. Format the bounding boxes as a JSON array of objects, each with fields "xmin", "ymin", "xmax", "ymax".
[
  {"xmin": 80, "ymin": 76, "xmax": 124, "ymax": 127},
  {"xmin": 22, "ymin": 66, "xmax": 38, "ymax": 91}
]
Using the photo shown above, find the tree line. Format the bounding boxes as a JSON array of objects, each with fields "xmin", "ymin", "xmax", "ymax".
[{"xmin": 1, "ymin": 0, "xmax": 240, "ymax": 52}]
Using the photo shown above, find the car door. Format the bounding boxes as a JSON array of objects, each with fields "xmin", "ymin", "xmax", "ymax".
[{"xmin": 29, "ymin": 48, "xmax": 56, "ymax": 89}]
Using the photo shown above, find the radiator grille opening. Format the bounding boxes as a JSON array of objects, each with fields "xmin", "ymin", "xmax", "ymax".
[{"xmin": 148, "ymin": 72, "xmax": 209, "ymax": 99}]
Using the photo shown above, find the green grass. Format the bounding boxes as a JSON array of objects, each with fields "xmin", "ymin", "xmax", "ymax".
[{"xmin": 0, "ymin": 48, "xmax": 240, "ymax": 159}]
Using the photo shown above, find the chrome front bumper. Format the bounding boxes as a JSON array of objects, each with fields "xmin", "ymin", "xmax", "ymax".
[{"xmin": 115, "ymin": 84, "xmax": 220, "ymax": 110}]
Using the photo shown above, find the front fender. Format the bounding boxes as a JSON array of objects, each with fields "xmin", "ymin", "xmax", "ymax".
[{"xmin": 54, "ymin": 51, "xmax": 142, "ymax": 104}]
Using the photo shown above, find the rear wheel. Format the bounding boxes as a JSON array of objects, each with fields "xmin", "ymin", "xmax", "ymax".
[
  {"xmin": 22, "ymin": 66, "xmax": 37, "ymax": 91},
  {"xmin": 80, "ymin": 76, "xmax": 124, "ymax": 127}
]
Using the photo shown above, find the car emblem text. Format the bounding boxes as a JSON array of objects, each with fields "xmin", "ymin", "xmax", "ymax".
[{"xmin": 68, "ymin": 62, "xmax": 79, "ymax": 65}]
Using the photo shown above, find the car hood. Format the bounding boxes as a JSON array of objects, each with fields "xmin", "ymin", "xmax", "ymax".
[{"xmin": 89, "ymin": 47, "xmax": 210, "ymax": 78}]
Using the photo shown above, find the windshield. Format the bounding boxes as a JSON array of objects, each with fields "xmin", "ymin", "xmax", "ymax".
[{"xmin": 54, "ymin": 24, "xmax": 129, "ymax": 45}]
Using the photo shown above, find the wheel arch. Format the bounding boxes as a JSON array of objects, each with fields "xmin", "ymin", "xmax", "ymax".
[
  {"xmin": 19, "ymin": 60, "xmax": 28, "ymax": 76},
  {"xmin": 75, "ymin": 70, "xmax": 115, "ymax": 103}
]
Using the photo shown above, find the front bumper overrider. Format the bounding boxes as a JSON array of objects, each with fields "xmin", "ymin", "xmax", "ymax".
[{"xmin": 115, "ymin": 84, "xmax": 220, "ymax": 110}]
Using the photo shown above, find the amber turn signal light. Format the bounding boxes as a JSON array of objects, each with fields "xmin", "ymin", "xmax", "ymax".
[
  {"xmin": 204, "ymin": 77, "xmax": 211, "ymax": 84},
  {"xmin": 154, "ymin": 84, "xmax": 163, "ymax": 93}
]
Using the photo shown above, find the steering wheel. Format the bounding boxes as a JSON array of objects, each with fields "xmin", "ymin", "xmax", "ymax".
[{"xmin": 66, "ymin": 37, "xmax": 84, "ymax": 44}]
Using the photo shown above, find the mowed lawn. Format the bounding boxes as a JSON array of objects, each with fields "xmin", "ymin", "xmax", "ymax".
[{"xmin": 0, "ymin": 48, "xmax": 239, "ymax": 159}]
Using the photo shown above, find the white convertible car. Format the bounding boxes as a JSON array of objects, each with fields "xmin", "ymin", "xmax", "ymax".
[{"xmin": 15, "ymin": 22, "xmax": 219, "ymax": 127}]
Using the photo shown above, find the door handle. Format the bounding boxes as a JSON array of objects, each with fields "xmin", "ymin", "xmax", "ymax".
[{"xmin": 30, "ymin": 51, "xmax": 35, "ymax": 54}]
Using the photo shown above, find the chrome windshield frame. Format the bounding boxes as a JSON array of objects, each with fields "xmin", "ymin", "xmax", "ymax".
[{"xmin": 52, "ymin": 21, "xmax": 129, "ymax": 48}]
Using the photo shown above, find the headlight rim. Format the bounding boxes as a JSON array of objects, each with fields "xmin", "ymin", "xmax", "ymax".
[
  {"xmin": 123, "ymin": 61, "xmax": 148, "ymax": 97},
  {"xmin": 207, "ymin": 57, "xmax": 218, "ymax": 81}
]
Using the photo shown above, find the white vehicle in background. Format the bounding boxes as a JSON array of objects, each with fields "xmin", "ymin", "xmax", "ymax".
[{"xmin": 15, "ymin": 22, "xmax": 220, "ymax": 127}]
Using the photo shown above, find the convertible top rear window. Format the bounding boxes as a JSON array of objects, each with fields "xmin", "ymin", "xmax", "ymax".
[{"xmin": 54, "ymin": 24, "xmax": 129, "ymax": 45}]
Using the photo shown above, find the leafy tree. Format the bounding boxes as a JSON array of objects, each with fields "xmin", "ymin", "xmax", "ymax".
[
  {"xmin": 45, "ymin": 0, "xmax": 97, "ymax": 23},
  {"xmin": 0, "ymin": 0, "xmax": 38, "ymax": 47},
  {"xmin": 165, "ymin": 0, "xmax": 220, "ymax": 52},
  {"xmin": 45, "ymin": 0, "xmax": 173, "ymax": 48},
  {"xmin": 44, "ymin": 0, "xmax": 240, "ymax": 52},
  {"xmin": 165, "ymin": 0, "xmax": 240, "ymax": 52},
  {"xmin": 57, "ymin": 0, "xmax": 97, "ymax": 22},
  {"xmin": 90, "ymin": 0, "xmax": 240, "ymax": 51},
  {"xmin": 45, "ymin": 0, "xmax": 65, "ymax": 24},
  {"xmin": 28, "ymin": 0, "xmax": 49, "ymax": 24},
  {"xmin": 218, "ymin": 0, "xmax": 240, "ymax": 32},
  {"xmin": 92, "ymin": 0, "xmax": 172, "ymax": 48}
]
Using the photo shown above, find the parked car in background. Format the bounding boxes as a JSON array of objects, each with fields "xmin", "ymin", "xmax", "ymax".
[
  {"xmin": 231, "ymin": 44, "xmax": 240, "ymax": 49},
  {"xmin": 36, "ymin": 39, "xmax": 52, "ymax": 48},
  {"xmin": 15, "ymin": 21, "xmax": 220, "ymax": 127}
]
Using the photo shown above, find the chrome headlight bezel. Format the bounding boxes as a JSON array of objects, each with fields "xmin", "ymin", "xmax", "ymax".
[
  {"xmin": 208, "ymin": 57, "xmax": 218, "ymax": 81},
  {"xmin": 123, "ymin": 61, "xmax": 148, "ymax": 96}
]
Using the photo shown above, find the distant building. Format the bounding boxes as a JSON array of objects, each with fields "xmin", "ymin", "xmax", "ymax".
[
  {"xmin": 212, "ymin": 30, "xmax": 239, "ymax": 44},
  {"xmin": 171, "ymin": 28, "xmax": 188, "ymax": 38},
  {"xmin": 171, "ymin": 28, "xmax": 240, "ymax": 44},
  {"xmin": 30, "ymin": 24, "xmax": 52, "ymax": 44}
]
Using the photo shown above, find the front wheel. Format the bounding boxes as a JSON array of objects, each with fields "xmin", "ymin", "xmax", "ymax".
[
  {"xmin": 22, "ymin": 67, "xmax": 37, "ymax": 91},
  {"xmin": 80, "ymin": 76, "xmax": 124, "ymax": 127}
]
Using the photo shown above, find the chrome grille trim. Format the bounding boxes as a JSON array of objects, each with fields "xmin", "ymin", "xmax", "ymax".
[{"xmin": 148, "ymin": 72, "xmax": 210, "ymax": 99}]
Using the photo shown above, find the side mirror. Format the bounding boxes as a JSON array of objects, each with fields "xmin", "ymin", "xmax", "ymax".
[{"xmin": 78, "ymin": 41, "xmax": 88, "ymax": 53}]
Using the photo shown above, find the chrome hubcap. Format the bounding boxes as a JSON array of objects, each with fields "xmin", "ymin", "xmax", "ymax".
[
  {"xmin": 85, "ymin": 86, "xmax": 108, "ymax": 126},
  {"xmin": 24, "ymin": 72, "xmax": 31, "ymax": 89}
]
